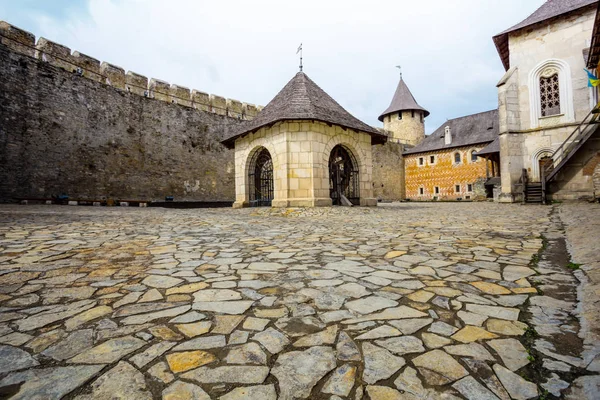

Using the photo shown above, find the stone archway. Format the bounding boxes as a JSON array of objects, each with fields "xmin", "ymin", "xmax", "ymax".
[
  {"xmin": 532, "ymin": 147, "xmax": 554, "ymax": 181},
  {"xmin": 329, "ymin": 145, "xmax": 360, "ymax": 205},
  {"xmin": 248, "ymin": 147, "xmax": 273, "ymax": 207}
]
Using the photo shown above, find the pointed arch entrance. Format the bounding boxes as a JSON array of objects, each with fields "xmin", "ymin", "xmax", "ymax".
[
  {"xmin": 329, "ymin": 145, "xmax": 360, "ymax": 205},
  {"xmin": 248, "ymin": 147, "xmax": 273, "ymax": 207}
]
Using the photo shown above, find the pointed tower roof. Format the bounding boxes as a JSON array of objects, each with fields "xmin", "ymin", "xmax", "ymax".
[
  {"xmin": 222, "ymin": 72, "xmax": 387, "ymax": 148},
  {"xmin": 378, "ymin": 78, "xmax": 429, "ymax": 122}
]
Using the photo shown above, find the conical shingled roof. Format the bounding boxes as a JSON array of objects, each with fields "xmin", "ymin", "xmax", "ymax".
[
  {"xmin": 378, "ymin": 78, "xmax": 430, "ymax": 122},
  {"xmin": 221, "ymin": 72, "xmax": 387, "ymax": 149}
]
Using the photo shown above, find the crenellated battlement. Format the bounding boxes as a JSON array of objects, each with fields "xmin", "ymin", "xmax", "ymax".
[{"xmin": 0, "ymin": 21, "xmax": 262, "ymax": 119}]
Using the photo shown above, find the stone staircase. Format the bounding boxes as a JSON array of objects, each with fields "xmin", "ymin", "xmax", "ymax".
[
  {"xmin": 542, "ymin": 105, "xmax": 600, "ymax": 189},
  {"xmin": 524, "ymin": 182, "xmax": 543, "ymax": 203},
  {"xmin": 521, "ymin": 104, "xmax": 600, "ymax": 204}
]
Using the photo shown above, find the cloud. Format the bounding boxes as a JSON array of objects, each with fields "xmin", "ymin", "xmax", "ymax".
[{"xmin": 3, "ymin": 0, "xmax": 545, "ymax": 133}]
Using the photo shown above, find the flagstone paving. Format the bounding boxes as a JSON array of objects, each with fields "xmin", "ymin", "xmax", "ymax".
[{"xmin": 0, "ymin": 202, "xmax": 598, "ymax": 399}]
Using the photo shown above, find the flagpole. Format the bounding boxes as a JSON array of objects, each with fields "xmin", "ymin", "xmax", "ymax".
[{"xmin": 300, "ymin": 47, "xmax": 303, "ymax": 72}]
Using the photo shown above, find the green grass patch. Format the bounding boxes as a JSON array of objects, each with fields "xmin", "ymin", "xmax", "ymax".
[{"xmin": 566, "ymin": 262, "xmax": 581, "ymax": 270}]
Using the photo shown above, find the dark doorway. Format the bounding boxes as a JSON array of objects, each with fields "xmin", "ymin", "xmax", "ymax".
[
  {"xmin": 248, "ymin": 148, "xmax": 273, "ymax": 207},
  {"xmin": 329, "ymin": 145, "xmax": 360, "ymax": 205},
  {"xmin": 539, "ymin": 155, "xmax": 552, "ymax": 181}
]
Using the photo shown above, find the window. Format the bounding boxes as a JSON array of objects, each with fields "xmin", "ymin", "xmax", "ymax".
[
  {"xmin": 454, "ymin": 152, "xmax": 461, "ymax": 164},
  {"xmin": 528, "ymin": 59, "xmax": 573, "ymax": 127},
  {"xmin": 418, "ymin": 157, "xmax": 424, "ymax": 166},
  {"xmin": 398, "ymin": 112, "xmax": 402, "ymax": 120},
  {"xmin": 471, "ymin": 150, "xmax": 478, "ymax": 162},
  {"xmin": 540, "ymin": 73, "xmax": 560, "ymax": 117},
  {"xmin": 455, "ymin": 185, "xmax": 461, "ymax": 193},
  {"xmin": 419, "ymin": 187, "xmax": 424, "ymax": 195},
  {"xmin": 434, "ymin": 186, "xmax": 440, "ymax": 194},
  {"xmin": 467, "ymin": 184, "xmax": 473, "ymax": 192},
  {"xmin": 411, "ymin": 110, "xmax": 415, "ymax": 118},
  {"xmin": 420, "ymin": 113, "xmax": 424, "ymax": 122},
  {"xmin": 429, "ymin": 155, "xmax": 436, "ymax": 164}
]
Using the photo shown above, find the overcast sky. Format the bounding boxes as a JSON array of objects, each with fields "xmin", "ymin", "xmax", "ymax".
[{"xmin": 0, "ymin": 0, "xmax": 546, "ymax": 134}]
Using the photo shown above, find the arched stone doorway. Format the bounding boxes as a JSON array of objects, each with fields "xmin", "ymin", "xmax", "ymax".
[
  {"xmin": 248, "ymin": 147, "xmax": 273, "ymax": 207},
  {"xmin": 329, "ymin": 145, "xmax": 360, "ymax": 205}
]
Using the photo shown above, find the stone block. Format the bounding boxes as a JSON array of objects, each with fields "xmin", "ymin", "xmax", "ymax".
[
  {"xmin": 149, "ymin": 78, "xmax": 170, "ymax": 101},
  {"xmin": 210, "ymin": 94, "xmax": 227, "ymax": 115},
  {"xmin": 243, "ymin": 103, "xmax": 258, "ymax": 119},
  {"xmin": 192, "ymin": 90, "xmax": 210, "ymax": 112},
  {"xmin": 100, "ymin": 62, "xmax": 126, "ymax": 89},
  {"xmin": 169, "ymin": 85, "xmax": 191, "ymax": 107},
  {"xmin": 227, "ymin": 98, "xmax": 243, "ymax": 119},
  {"xmin": 68, "ymin": 201, "xmax": 78, "ymax": 206},
  {"xmin": 72, "ymin": 51, "xmax": 101, "ymax": 82},
  {"xmin": 125, "ymin": 71, "xmax": 149, "ymax": 96},
  {"xmin": 0, "ymin": 21, "xmax": 35, "ymax": 57},
  {"xmin": 35, "ymin": 37, "xmax": 73, "ymax": 71}
]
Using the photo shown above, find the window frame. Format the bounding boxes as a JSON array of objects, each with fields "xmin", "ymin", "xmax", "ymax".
[
  {"xmin": 398, "ymin": 112, "xmax": 402, "ymax": 120},
  {"xmin": 418, "ymin": 157, "xmax": 425, "ymax": 166},
  {"xmin": 419, "ymin": 187, "xmax": 424, "ymax": 196},
  {"xmin": 455, "ymin": 184, "xmax": 461, "ymax": 193},
  {"xmin": 454, "ymin": 152, "xmax": 462, "ymax": 164},
  {"xmin": 434, "ymin": 186, "xmax": 440, "ymax": 195},
  {"xmin": 528, "ymin": 58, "xmax": 574, "ymax": 128},
  {"xmin": 467, "ymin": 183, "xmax": 473, "ymax": 192},
  {"xmin": 470, "ymin": 149, "xmax": 478, "ymax": 163},
  {"xmin": 429, "ymin": 155, "xmax": 436, "ymax": 165}
]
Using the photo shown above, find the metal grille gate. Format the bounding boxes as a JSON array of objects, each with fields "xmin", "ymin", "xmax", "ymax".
[
  {"xmin": 329, "ymin": 145, "xmax": 360, "ymax": 205},
  {"xmin": 248, "ymin": 148, "xmax": 274, "ymax": 207}
]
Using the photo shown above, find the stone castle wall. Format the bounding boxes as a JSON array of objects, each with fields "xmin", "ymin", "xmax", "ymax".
[
  {"xmin": 404, "ymin": 145, "xmax": 490, "ymax": 201},
  {"xmin": 372, "ymin": 142, "xmax": 405, "ymax": 201},
  {"xmin": 0, "ymin": 22, "xmax": 256, "ymax": 203}
]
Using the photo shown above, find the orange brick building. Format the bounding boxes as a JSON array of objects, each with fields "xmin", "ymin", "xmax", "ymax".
[{"xmin": 403, "ymin": 110, "xmax": 500, "ymax": 201}]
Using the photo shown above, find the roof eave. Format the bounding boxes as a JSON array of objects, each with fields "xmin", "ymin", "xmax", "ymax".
[
  {"xmin": 378, "ymin": 108, "xmax": 431, "ymax": 122},
  {"xmin": 220, "ymin": 118, "xmax": 387, "ymax": 149},
  {"xmin": 402, "ymin": 139, "xmax": 495, "ymax": 156}
]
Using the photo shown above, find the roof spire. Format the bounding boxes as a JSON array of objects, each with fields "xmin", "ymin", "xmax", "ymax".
[
  {"xmin": 396, "ymin": 65, "xmax": 402, "ymax": 80},
  {"xmin": 297, "ymin": 43, "xmax": 303, "ymax": 72}
]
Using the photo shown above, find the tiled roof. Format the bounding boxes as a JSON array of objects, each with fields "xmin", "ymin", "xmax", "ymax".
[
  {"xmin": 493, "ymin": 0, "xmax": 597, "ymax": 70},
  {"xmin": 475, "ymin": 137, "xmax": 500, "ymax": 156},
  {"xmin": 404, "ymin": 109, "xmax": 498, "ymax": 155},
  {"xmin": 378, "ymin": 78, "xmax": 429, "ymax": 122},
  {"xmin": 221, "ymin": 72, "xmax": 387, "ymax": 149}
]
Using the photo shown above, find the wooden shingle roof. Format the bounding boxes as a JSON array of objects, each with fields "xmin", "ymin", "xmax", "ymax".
[
  {"xmin": 378, "ymin": 78, "xmax": 429, "ymax": 122},
  {"xmin": 404, "ymin": 109, "xmax": 498, "ymax": 155},
  {"xmin": 221, "ymin": 72, "xmax": 387, "ymax": 149}
]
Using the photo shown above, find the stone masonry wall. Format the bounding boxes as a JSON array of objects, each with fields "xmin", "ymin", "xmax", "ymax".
[
  {"xmin": 0, "ymin": 22, "xmax": 254, "ymax": 203},
  {"xmin": 405, "ymin": 145, "xmax": 490, "ymax": 201},
  {"xmin": 372, "ymin": 142, "xmax": 405, "ymax": 201},
  {"xmin": 382, "ymin": 111, "xmax": 425, "ymax": 146}
]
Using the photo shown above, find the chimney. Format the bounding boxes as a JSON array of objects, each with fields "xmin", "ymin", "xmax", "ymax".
[{"xmin": 444, "ymin": 126, "xmax": 452, "ymax": 145}]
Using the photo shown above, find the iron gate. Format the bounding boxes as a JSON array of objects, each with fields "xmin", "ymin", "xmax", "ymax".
[
  {"xmin": 248, "ymin": 148, "xmax": 274, "ymax": 207},
  {"xmin": 329, "ymin": 145, "xmax": 360, "ymax": 205}
]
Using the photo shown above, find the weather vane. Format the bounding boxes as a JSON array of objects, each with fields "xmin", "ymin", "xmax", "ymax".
[
  {"xmin": 297, "ymin": 43, "xmax": 303, "ymax": 72},
  {"xmin": 396, "ymin": 65, "xmax": 402, "ymax": 79}
]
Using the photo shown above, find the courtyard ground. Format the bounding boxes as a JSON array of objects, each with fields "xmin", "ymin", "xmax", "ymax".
[{"xmin": 0, "ymin": 202, "xmax": 598, "ymax": 399}]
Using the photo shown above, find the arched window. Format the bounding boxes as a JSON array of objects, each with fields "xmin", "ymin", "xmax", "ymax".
[
  {"xmin": 529, "ymin": 59, "xmax": 573, "ymax": 127},
  {"xmin": 470, "ymin": 150, "xmax": 478, "ymax": 162},
  {"xmin": 540, "ymin": 73, "xmax": 560, "ymax": 117},
  {"xmin": 454, "ymin": 152, "xmax": 461, "ymax": 164}
]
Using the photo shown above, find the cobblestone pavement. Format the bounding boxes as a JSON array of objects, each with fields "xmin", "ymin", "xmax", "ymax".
[{"xmin": 0, "ymin": 202, "xmax": 597, "ymax": 399}]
